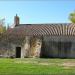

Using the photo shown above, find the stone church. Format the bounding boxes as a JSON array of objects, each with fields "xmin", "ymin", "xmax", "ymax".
[{"xmin": 0, "ymin": 14, "xmax": 75, "ymax": 58}]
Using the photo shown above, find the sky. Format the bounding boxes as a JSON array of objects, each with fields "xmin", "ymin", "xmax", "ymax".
[{"xmin": 0, "ymin": 0, "xmax": 75, "ymax": 27}]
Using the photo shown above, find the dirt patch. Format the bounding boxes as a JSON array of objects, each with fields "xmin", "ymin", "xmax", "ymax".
[
  {"xmin": 14, "ymin": 60, "xmax": 54, "ymax": 65},
  {"xmin": 14, "ymin": 61, "xmax": 37, "ymax": 64},
  {"xmin": 59, "ymin": 62, "xmax": 75, "ymax": 69},
  {"xmin": 62, "ymin": 62, "xmax": 75, "ymax": 67},
  {"xmin": 38, "ymin": 62, "xmax": 54, "ymax": 65}
]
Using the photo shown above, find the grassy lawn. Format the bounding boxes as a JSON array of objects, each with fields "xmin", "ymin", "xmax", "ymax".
[{"xmin": 0, "ymin": 58, "xmax": 75, "ymax": 75}]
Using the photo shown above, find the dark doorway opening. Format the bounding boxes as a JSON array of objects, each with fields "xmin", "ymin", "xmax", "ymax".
[{"xmin": 16, "ymin": 47, "xmax": 21, "ymax": 58}]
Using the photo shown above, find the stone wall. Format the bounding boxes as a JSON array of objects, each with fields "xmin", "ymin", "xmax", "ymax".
[
  {"xmin": 21, "ymin": 36, "xmax": 30, "ymax": 58},
  {"xmin": 21, "ymin": 36, "xmax": 42, "ymax": 58},
  {"xmin": 0, "ymin": 35, "xmax": 75, "ymax": 58},
  {"xmin": 30, "ymin": 36, "xmax": 42, "ymax": 57}
]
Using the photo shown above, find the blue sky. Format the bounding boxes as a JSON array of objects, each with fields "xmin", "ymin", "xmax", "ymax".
[{"xmin": 0, "ymin": 0, "xmax": 75, "ymax": 26}]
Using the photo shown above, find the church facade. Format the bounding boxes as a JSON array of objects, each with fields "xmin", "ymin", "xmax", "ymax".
[{"xmin": 0, "ymin": 15, "xmax": 75, "ymax": 58}]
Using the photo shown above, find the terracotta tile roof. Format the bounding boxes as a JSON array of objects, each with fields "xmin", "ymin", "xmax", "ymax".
[{"xmin": 8, "ymin": 23, "xmax": 75, "ymax": 36}]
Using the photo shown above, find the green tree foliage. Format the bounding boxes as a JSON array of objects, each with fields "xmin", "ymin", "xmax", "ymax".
[{"xmin": 69, "ymin": 11, "xmax": 75, "ymax": 23}]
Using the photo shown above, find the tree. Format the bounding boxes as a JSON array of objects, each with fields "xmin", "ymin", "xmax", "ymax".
[
  {"xmin": 0, "ymin": 18, "xmax": 6, "ymax": 34},
  {"xmin": 69, "ymin": 11, "xmax": 75, "ymax": 23}
]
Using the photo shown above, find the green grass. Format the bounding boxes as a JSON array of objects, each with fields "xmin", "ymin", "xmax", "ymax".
[{"xmin": 0, "ymin": 58, "xmax": 75, "ymax": 75}]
